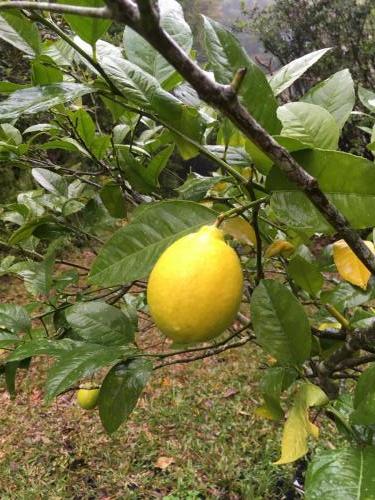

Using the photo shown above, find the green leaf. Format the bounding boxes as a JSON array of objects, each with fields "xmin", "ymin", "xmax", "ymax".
[
  {"xmin": 358, "ymin": 86, "xmax": 375, "ymax": 113},
  {"xmin": 0, "ymin": 11, "xmax": 41, "ymax": 56},
  {"xmin": 267, "ymin": 149, "xmax": 375, "ymax": 232},
  {"xmin": 45, "ymin": 343, "xmax": 135, "ymax": 402},
  {"xmin": 120, "ymin": 145, "xmax": 174, "ymax": 193},
  {"xmin": 0, "ymin": 304, "xmax": 31, "ymax": 334},
  {"xmin": 287, "ymin": 256, "xmax": 323, "ymax": 297},
  {"xmin": 177, "ymin": 173, "xmax": 228, "ymax": 201},
  {"xmin": 5, "ymin": 361, "xmax": 19, "ymax": 397},
  {"xmin": 202, "ymin": 16, "xmax": 280, "ymax": 134},
  {"xmin": 100, "ymin": 182, "xmax": 126, "ymax": 218},
  {"xmin": 65, "ymin": 301, "xmax": 135, "ymax": 346},
  {"xmin": 32, "ymin": 168, "xmax": 68, "ymax": 197},
  {"xmin": 31, "ymin": 60, "xmax": 63, "ymax": 85},
  {"xmin": 123, "ymin": 0, "xmax": 192, "ymax": 86},
  {"xmin": 277, "ymin": 102, "xmax": 339, "ymax": 149},
  {"xmin": 250, "ymin": 280, "xmax": 311, "ymax": 366},
  {"xmin": 99, "ymin": 358, "xmax": 153, "ymax": 433},
  {"xmin": 301, "ymin": 69, "xmax": 355, "ymax": 129},
  {"xmin": 321, "ymin": 282, "xmax": 374, "ymax": 312},
  {"xmin": 57, "ymin": 0, "xmax": 111, "ymax": 45},
  {"xmin": 10, "ymin": 258, "xmax": 54, "ymax": 297},
  {"xmin": 8, "ymin": 338, "xmax": 82, "ymax": 362},
  {"xmin": 268, "ymin": 48, "xmax": 331, "ymax": 96},
  {"xmin": 275, "ymin": 383, "xmax": 328, "ymax": 464},
  {"xmin": 0, "ymin": 83, "xmax": 94, "ymax": 123},
  {"xmin": 305, "ymin": 447, "xmax": 375, "ymax": 499},
  {"xmin": 256, "ymin": 367, "xmax": 297, "ymax": 421},
  {"xmin": 351, "ymin": 364, "xmax": 375, "ymax": 425},
  {"xmin": 89, "ymin": 200, "xmax": 216, "ymax": 286},
  {"xmin": 0, "ymin": 332, "xmax": 22, "ymax": 348}
]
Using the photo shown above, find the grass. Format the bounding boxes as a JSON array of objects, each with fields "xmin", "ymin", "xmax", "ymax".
[{"xmin": 0, "ymin": 335, "xmax": 295, "ymax": 499}]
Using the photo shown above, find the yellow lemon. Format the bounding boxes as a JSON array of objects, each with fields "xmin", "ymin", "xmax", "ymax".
[
  {"xmin": 147, "ymin": 225, "xmax": 243, "ymax": 343},
  {"xmin": 76, "ymin": 388, "xmax": 100, "ymax": 410}
]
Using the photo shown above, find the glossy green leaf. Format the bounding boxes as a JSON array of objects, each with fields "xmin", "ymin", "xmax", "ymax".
[
  {"xmin": 100, "ymin": 182, "xmax": 126, "ymax": 218},
  {"xmin": 89, "ymin": 200, "xmax": 216, "ymax": 286},
  {"xmin": 31, "ymin": 60, "xmax": 63, "ymax": 85},
  {"xmin": 123, "ymin": 0, "xmax": 192, "ymax": 86},
  {"xmin": 177, "ymin": 174, "xmax": 228, "ymax": 201},
  {"xmin": 277, "ymin": 102, "xmax": 339, "ymax": 149},
  {"xmin": 45, "ymin": 343, "xmax": 135, "ymax": 401},
  {"xmin": 321, "ymin": 282, "xmax": 374, "ymax": 312},
  {"xmin": 250, "ymin": 280, "xmax": 311, "ymax": 366},
  {"xmin": 305, "ymin": 447, "xmax": 375, "ymax": 499},
  {"xmin": 302, "ymin": 69, "xmax": 355, "ymax": 129},
  {"xmin": 99, "ymin": 358, "xmax": 153, "ymax": 433},
  {"xmin": 0, "ymin": 83, "xmax": 94, "ymax": 122},
  {"xmin": 351, "ymin": 364, "xmax": 375, "ymax": 425},
  {"xmin": 287, "ymin": 255, "xmax": 323, "ymax": 297},
  {"xmin": 268, "ymin": 48, "xmax": 331, "ymax": 96},
  {"xmin": 57, "ymin": 0, "xmax": 111, "ymax": 45},
  {"xmin": 0, "ymin": 304, "xmax": 31, "ymax": 334},
  {"xmin": 267, "ymin": 149, "xmax": 375, "ymax": 232},
  {"xmin": 0, "ymin": 332, "xmax": 22, "ymax": 348},
  {"xmin": 8, "ymin": 338, "xmax": 82, "ymax": 362},
  {"xmin": 0, "ymin": 11, "xmax": 41, "ymax": 56},
  {"xmin": 358, "ymin": 86, "xmax": 375, "ymax": 113},
  {"xmin": 32, "ymin": 168, "xmax": 68, "ymax": 197},
  {"xmin": 202, "ymin": 16, "xmax": 280, "ymax": 134},
  {"xmin": 65, "ymin": 301, "xmax": 135, "ymax": 346}
]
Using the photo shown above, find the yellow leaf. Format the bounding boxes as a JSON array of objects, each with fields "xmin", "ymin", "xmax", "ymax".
[
  {"xmin": 333, "ymin": 239, "xmax": 374, "ymax": 290},
  {"xmin": 265, "ymin": 240, "xmax": 295, "ymax": 258},
  {"xmin": 274, "ymin": 383, "xmax": 328, "ymax": 465},
  {"xmin": 222, "ymin": 217, "xmax": 257, "ymax": 246},
  {"xmin": 318, "ymin": 322, "xmax": 341, "ymax": 331}
]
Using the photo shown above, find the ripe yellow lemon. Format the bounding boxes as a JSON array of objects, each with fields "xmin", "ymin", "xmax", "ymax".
[
  {"xmin": 147, "ymin": 225, "xmax": 243, "ymax": 343},
  {"xmin": 76, "ymin": 388, "xmax": 100, "ymax": 410}
]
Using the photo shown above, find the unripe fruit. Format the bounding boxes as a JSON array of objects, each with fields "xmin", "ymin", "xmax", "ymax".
[
  {"xmin": 147, "ymin": 225, "xmax": 243, "ymax": 343},
  {"xmin": 76, "ymin": 388, "xmax": 100, "ymax": 410}
]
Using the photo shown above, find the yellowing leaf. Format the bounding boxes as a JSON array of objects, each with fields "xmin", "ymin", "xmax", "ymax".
[
  {"xmin": 333, "ymin": 239, "xmax": 374, "ymax": 290},
  {"xmin": 318, "ymin": 322, "xmax": 341, "ymax": 331},
  {"xmin": 255, "ymin": 406, "xmax": 280, "ymax": 420},
  {"xmin": 222, "ymin": 217, "xmax": 257, "ymax": 246},
  {"xmin": 274, "ymin": 383, "xmax": 328, "ymax": 465},
  {"xmin": 265, "ymin": 240, "xmax": 295, "ymax": 258}
]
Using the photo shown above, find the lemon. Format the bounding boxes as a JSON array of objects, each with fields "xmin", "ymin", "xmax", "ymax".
[
  {"xmin": 76, "ymin": 388, "xmax": 100, "ymax": 410},
  {"xmin": 147, "ymin": 225, "xmax": 243, "ymax": 343}
]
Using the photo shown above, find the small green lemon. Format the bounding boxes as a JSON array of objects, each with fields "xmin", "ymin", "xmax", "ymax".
[
  {"xmin": 147, "ymin": 225, "xmax": 243, "ymax": 343},
  {"xmin": 76, "ymin": 388, "xmax": 100, "ymax": 410}
]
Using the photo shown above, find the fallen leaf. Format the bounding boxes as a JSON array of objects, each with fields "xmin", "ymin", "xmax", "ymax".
[
  {"xmin": 155, "ymin": 456, "xmax": 175, "ymax": 470},
  {"xmin": 222, "ymin": 388, "xmax": 238, "ymax": 398}
]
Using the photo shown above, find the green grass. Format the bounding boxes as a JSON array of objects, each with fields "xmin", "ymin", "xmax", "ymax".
[{"xmin": 0, "ymin": 344, "xmax": 294, "ymax": 499}]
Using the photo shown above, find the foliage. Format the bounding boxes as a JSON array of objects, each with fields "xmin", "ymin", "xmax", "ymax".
[{"xmin": 0, "ymin": 0, "xmax": 375, "ymax": 496}]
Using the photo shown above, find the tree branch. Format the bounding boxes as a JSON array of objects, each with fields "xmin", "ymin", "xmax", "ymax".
[{"xmin": 0, "ymin": 1, "xmax": 112, "ymax": 17}]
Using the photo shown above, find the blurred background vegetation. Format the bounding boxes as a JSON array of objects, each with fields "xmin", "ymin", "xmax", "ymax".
[{"xmin": 1, "ymin": 0, "xmax": 374, "ymax": 202}]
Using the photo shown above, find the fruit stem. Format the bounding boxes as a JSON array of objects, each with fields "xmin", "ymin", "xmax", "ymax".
[{"xmin": 215, "ymin": 196, "xmax": 269, "ymax": 227}]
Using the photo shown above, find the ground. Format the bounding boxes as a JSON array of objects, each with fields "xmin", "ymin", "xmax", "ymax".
[{"xmin": 0, "ymin": 270, "xmax": 296, "ymax": 499}]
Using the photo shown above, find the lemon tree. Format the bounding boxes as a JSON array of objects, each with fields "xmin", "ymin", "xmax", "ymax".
[{"xmin": 0, "ymin": 0, "xmax": 375, "ymax": 497}]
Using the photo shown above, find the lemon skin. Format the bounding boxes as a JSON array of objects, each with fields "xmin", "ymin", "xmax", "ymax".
[
  {"xmin": 76, "ymin": 388, "xmax": 100, "ymax": 410},
  {"xmin": 147, "ymin": 225, "xmax": 243, "ymax": 343}
]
